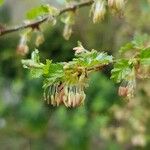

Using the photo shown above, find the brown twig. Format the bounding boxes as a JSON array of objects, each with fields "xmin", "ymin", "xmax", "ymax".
[{"xmin": 0, "ymin": 0, "xmax": 94, "ymax": 36}]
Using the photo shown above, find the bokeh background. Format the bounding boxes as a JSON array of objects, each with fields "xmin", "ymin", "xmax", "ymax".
[{"xmin": 0, "ymin": 0, "xmax": 150, "ymax": 149}]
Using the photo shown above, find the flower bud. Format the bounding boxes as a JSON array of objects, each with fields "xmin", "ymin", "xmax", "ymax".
[{"xmin": 73, "ymin": 46, "xmax": 85, "ymax": 54}]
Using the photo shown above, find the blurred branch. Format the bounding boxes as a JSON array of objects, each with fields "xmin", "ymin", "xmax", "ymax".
[{"xmin": 0, "ymin": 0, "xmax": 94, "ymax": 36}]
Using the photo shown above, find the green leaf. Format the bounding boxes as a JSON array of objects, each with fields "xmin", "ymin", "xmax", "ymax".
[
  {"xmin": 30, "ymin": 68, "xmax": 43, "ymax": 78},
  {"xmin": 26, "ymin": 5, "xmax": 58, "ymax": 20},
  {"xmin": 74, "ymin": 50, "xmax": 113, "ymax": 68},
  {"xmin": 140, "ymin": 48, "xmax": 150, "ymax": 65},
  {"xmin": 111, "ymin": 59, "xmax": 133, "ymax": 83},
  {"xmin": 43, "ymin": 63, "xmax": 64, "ymax": 85},
  {"xmin": 119, "ymin": 42, "xmax": 134, "ymax": 53},
  {"xmin": 22, "ymin": 50, "xmax": 44, "ymax": 69},
  {"xmin": 0, "ymin": 0, "xmax": 4, "ymax": 6},
  {"xmin": 132, "ymin": 33, "xmax": 149, "ymax": 49},
  {"xmin": 96, "ymin": 52, "xmax": 113, "ymax": 64},
  {"xmin": 119, "ymin": 34, "xmax": 150, "ymax": 54},
  {"xmin": 31, "ymin": 49, "xmax": 40, "ymax": 63},
  {"xmin": 43, "ymin": 59, "xmax": 52, "ymax": 75}
]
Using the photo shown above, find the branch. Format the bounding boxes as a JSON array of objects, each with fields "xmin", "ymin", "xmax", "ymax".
[{"xmin": 0, "ymin": 0, "xmax": 94, "ymax": 36}]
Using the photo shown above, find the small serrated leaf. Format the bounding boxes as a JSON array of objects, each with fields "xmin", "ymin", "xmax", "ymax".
[
  {"xmin": 111, "ymin": 59, "xmax": 133, "ymax": 83},
  {"xmin": 30, "ymin": 68, "xmax": 43, "ymax": 78},
  {"xmin": 140, "ymin": 48, "xmax": 150, "ymax": 65},
  {"xmin": 132, "ymin": 33, "xmax": 149, "ymax": 49},
  {"xmin": 119, "ymin": 42, "xmax": 134, "ymax": 53},
  {"xmin": 26, "ymin": 5, "xmax": 58, "ymax": 20}
]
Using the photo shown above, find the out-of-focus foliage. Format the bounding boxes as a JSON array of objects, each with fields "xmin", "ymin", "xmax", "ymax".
[
  {"xmin": 0, "ymin": 0, "xmax": 150, "ymax": 150},
  {"xmin": 26, "ymin": 4, "xmax": 58, "ymax": 20},
  {"xmin": 0, "ymin": 0, "xmax": 4, "ymax": 6}
]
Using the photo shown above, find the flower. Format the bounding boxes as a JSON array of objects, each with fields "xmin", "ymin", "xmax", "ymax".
[
  {"xmin": 35, "ymin": 31, "xmax": 45, "ymax": 47},
  {"xmin": 44, "ymin": 83, "xmax": 86, "ymax": 107},
  {"xmin": 108, "ymin": 0, "xmax": 125, "ymax": 12},
  {"xmin": 63, "ymin": 85, "xmax": 86, "ymax": 107},
  {"xmin": 63, "ymin": 24, "xmax": 72, "ymax": 40},
  {"xmin": 118, "ymin": 79, "xmax": 136, "ymax": 100},
  {"xmin": 44, "ymin": 83, "xmax": 64, "ymax": 106},
  {"xmin": 91, "ymin": 0, "xmax": 106, "ymax": 23},
  {"xmin": 16, "ymin": 35, "xmax": 29, "ymax": 56},
  {"xmin": 118, "ymin": 86, "xmax": 128, "ymax": 97}
]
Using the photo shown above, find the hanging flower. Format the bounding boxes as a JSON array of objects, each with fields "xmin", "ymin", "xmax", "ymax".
[
  {"xmin": 61, "ymin": 11, "xmax": 75, "ymax": 40},
  {"xmin": 91, "ymin": 0, "xmax": 106, "ymax": 23},
  {"xmin": 63, "ymin": 85, "xmax": 86, "ymax": 107},
  {"xmin": 35, "ymin": 31, "xmax": 45, "ymax": 47},
  {"xmin": 44, "ymin": 83, "xmax": 86, "ymax": 107},
  {"xmin": 108, "ymin": 0, "xmax": 125, "ymax": 12},
  {"xmin": 44, "ymin": 83, "xmax": 64, "ymax": 106},
  {"xmin": 63, "ymin": 24, "xmax": 72, "ymax": 40},
  {"xmin": 16, "ymin": 34, "xmax": 29, "ymax": 56}
]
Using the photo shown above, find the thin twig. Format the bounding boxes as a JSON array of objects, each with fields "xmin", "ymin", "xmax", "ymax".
[{"xmin": 0, "ymin": 0, "xmax": 94, "ymax": 36}]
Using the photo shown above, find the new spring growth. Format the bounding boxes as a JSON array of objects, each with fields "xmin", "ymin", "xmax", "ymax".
[
  {"xmin": 73, "ymin": 41, "xmax": 88, "ymax": 54},
  {"xmin": 91, "ymin": 0, "xmax": 106, "ymax": 23},
  {"xmin": 17, "ymin": 33, "xmax": 29, "ymax": 56},
  {"xmin": 108, "ymin": 0, "xmax": 125, "ymax": 12}
]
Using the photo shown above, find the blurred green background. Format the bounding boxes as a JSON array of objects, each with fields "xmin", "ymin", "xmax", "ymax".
[{"xmin": 0, "ymin": 0, "xmax": 150, "ymax": 149}]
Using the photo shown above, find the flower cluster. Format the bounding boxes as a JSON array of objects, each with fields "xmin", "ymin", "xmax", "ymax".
[
  {"xmin": 17, "ymin": 28, "xmax": 45, "ymax": 56},
  {"xmin": 91, "ymin": 0, "xmax": 125, "ymax": 23},
  {"xmin": 44, "ymin": 83, "xmax": 86, "ymax": 107}
]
